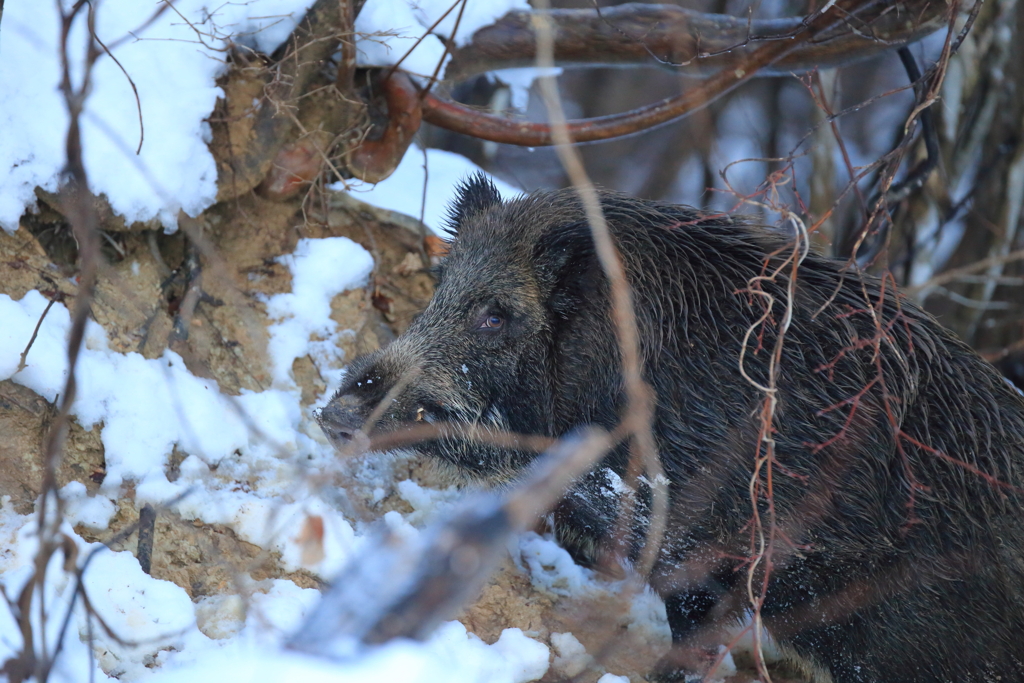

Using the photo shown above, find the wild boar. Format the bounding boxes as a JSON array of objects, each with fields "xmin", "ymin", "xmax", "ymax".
[{"xmin": 319, "ymin": 175, "xmax": 1024, "ymax": 683}]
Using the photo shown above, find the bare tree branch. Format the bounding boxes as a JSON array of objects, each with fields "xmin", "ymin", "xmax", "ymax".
[
  {"xmin": 422, "ymin": 0, "xmax": 951, "ymax": 147},
  {"xmin": 345, "ymin": 72, "xmax": 422, "ymax": 183},
  {"xmin": 444, "ymin": 1, "xmax": 949, "ymax": 81},
  {"xmin": 531, "ymin": 0, "xmax": 667, "ymax": 580}
]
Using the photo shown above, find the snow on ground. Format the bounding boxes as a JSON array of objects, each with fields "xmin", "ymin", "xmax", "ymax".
[
  {"xmin": 0, "ymin": 498, "xmax": 557, "ymax": 683},
  {"xmin": 265, "ymin": 236, "xmax": 375, "ymax": 388},
  {"xmin": 0, "ymin": 254, "xmax": 559, "ymax": 680},
  {"xmin": 338, "ymin": 143, "xmax": 523, "ymax": 235},
  {"xmin": 0, "ymin": 0, "xmax": 524, "ymax": 235},
  {"xmin": 151, "ymin": 622, "xmax": 549, "ymax": 683},
  {"xmin": 0, "ymin": 242, "xmax": 665, "ymax": 680},
  {"xmin": 0, "ymin": 0, "xmax": 317, "ymax": 233},
  {"xmin": 0, "ymin": 233, "xmax": 662, "ymax": 680},
  {"xmin": 0, "ymin": 0, "xmax": 650, "ymax": 680}
]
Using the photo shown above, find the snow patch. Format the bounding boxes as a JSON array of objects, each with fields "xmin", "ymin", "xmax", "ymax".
[
  {"xmin": 0, "ymin": 0, "xmax": 316, "ymax": 233},
  {"xmin": 355, "ymin": 0, "xmax": 529, "ymax": 78},
  {"xmin": 0, "ymin": 0, "xmax": 520, "ymax": 235},
  {"xmin": 265, "ymin": 237, "xmax": 374, "ymax": 387},
  {"xmin": 519, "ymin": 532, "xmax": 594, "ymax": 597},
  {"xmin": 338, "ymin": 143, "xmax": 521, "ymax": 235},
  {"xmin": 61, "ymin": 481, "xmax": 118, "ymax": 531},
  {"xmin": 550, "ymin": 632, "xmax": 593, "ymax": 678}
]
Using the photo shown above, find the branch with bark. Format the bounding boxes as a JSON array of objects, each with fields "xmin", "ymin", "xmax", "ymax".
[
  {"xmin": 422, "ymin": 0, "xmax": 951, "ymax": 146},
  {"xmin": 445, "ymin": 1, "xmax": 948, "ymax": 81}
]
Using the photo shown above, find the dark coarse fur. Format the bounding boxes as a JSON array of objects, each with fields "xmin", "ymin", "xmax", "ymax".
[{"xmin": 321, "ymin": 175, "xmax": 1024, "ymax": 683}]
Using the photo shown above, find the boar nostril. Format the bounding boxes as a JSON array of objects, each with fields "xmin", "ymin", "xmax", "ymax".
[
  {"xmin": 318, "ymin": 391, "xmax": 372, "ymax": 450},
  {"xmin": 332, "ymin": 427, "xmax": 356, "ymax": 442}
]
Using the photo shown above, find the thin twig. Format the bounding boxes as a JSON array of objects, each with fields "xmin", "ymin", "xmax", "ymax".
[
  {"xmin": 16, "ymin": 298, "xmax": 57, "ymax": 373},
  {"xmin": 531, "ymin": 0, "xmax": 667, "ymax": 578},
  {"xmin": 420, "ymin": 0, "xmax": 468, "ymax": 98},
  {"xmin": 33, "ymin": 1, "xmax": 105, "ymax": 677},
  {"xmin": 382, "ymin": 0, "xmax": 462, "ymax": 81},
  {"xmin": 87, "ymin": 7, "xmax": 145, "ymax": 154},
  {"xmin": 907, "ymin": 248, "xmax": 1024, "ymax": 295}
]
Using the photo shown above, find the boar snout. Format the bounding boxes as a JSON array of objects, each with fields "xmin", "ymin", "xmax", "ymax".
[{"xmin": 316, "ymin": 392, "xmax": 368, "ymax": 449}]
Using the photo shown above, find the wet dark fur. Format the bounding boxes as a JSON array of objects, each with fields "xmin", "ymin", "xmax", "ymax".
[{"xmin": 322, "ymin": 176, "xmax": 1024, "ymax": 683}]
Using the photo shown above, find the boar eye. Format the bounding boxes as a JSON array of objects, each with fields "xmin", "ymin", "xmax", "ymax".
[{"xmin": 478, "ymin": 314, "xmax": 505, "ymax": 331}]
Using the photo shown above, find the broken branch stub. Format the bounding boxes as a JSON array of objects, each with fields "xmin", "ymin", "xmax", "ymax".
[{"xmin": 257, "ymin": 131, "xmax": 335, "ymax": 200}]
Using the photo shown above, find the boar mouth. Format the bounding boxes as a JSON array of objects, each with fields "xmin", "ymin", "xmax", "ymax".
[
  {"xmin": 314, "ymin": 393, "xmax": 370, "ymax": 451},
  {"xmin": 316, "ymin": 389, "xmax": 479, "ymax": 452}
]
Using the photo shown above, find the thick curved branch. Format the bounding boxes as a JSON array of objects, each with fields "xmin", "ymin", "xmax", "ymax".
[
  {"xmin": 445, "ymin": 1, "xmax": 949, "ymax": 82},
  {"xmin": 259, "ymin": 72, "xmax": 423, "ymax": 194},
  {"xmin": 346, "ymin": 72, "xmax": 423, "ymax": 183},
  {"xmin": 424, "ymin": 0, "xmax": 949, "ymax": 147}
]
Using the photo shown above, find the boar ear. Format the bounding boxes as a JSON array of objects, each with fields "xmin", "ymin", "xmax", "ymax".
[
  {"xmin": 534, "ymin": 221, "xmax": 599, "ymax": 319},
  {"xmin": 443, "ymin": 173, "xmax": 503, "ymax": 237}
]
